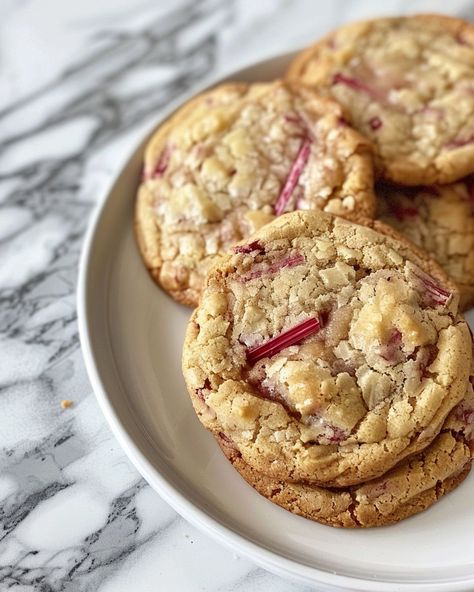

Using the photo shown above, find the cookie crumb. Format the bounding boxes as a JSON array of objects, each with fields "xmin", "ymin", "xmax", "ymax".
[{"xmin": 60, "ymin": 399, "xmax": 73, "ymax": 410}]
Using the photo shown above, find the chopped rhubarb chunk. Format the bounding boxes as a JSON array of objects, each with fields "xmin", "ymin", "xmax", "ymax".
[
  {"xmin": 284, "ymin": 113, "xmax": 303, "ymax": 125},
  {"xmin": 151, "ymin": 145, "xmax": 171, "ymax": 178},
  {"xmin": 274, "ymin": 139, "xmax": 311, "ymax": 216},
  {"xmin": 233, "ymin": 240, "xmax": 265, "ymax": 254},
  {"xmin": 240, "ymin": 252, "xmax": 305, "ymax": 282},
  {"xmin": 196, "ymin": 378, "xmax": 211, "ymax": 403},
  {"xmin": 327, "ymin": 425, "xmax": 348, "ymax": 443},
  {"xmin": 378, "ymin": 329, "xmax": 403, "ymax": 363},
  {"xmin": 304, "ymin": 414, "xmax": 349, "ymax": 444},
  {"xmin": 368, "ymin": 116, "xmax": 382, "ymax": 130},
  {"xmin": 142, "ymin": 146, "xmax": 172, "ymax": 179},
  {"xmin": 388, "ymin": 328, "xmax": 402, "ymax": 345},
  {"xmin": 332, "ymin": 73, "xmax": 382, "ymax": 101},
  {"xmin": 411, "ymin": 267, "xmax": 451, "ymax": 307},
  {"xmin": 246, "ymin": 317, "xmax": 320, "ymax": 364},
  {"xmin": 446, "ymin": 133, "xmax": 474, "ymax": 149},
  {"xmin": 423, "ymin": 279, "xmax": 451, "ymax": 306}
]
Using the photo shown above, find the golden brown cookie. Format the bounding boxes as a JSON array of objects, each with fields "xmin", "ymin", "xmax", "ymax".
[
  {"xmin": 218, "ymin": 363, "xmax": 474, "ymax": 528},
  {"xmin": 135, "ymin": 81, "xmax": 375, "ymax": 306},
  {"xmin": 286, "ymin": 14, "xmax": 474, "ymax": 185},
  {"xmin": 217, "ymin": 415, "xmax": 472, "ymax": 528},
  {"xmin": 377, "ymin": 180, "xmax": 474, "ymax": 311},
  {"xmin": 182, "ymin": 210, "xmax": 472, "ymax": 487}
]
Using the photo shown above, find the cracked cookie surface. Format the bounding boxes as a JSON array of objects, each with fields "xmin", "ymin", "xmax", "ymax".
[
  {"xmin": 378, "ymin": 180, "xmax": 474, "ymax": 311},
  {"xmin": 286, "ymin": 14, "xmax": 474, "ymax": 185},
  {"xmin": 135, "ymin": 81, "xmax": 375, "ymax": 306},
  {"xmin": 182, "ymin": 211, "xmax": 472, "ymax": 487},
  {"xmin": 217, "ymin": 385, "xmax": 474, "ymax": 528}
]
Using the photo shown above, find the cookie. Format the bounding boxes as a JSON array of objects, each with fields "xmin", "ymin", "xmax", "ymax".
[
  {"xmin": 377, "ymin": 180, "xmax": 474, "ymax": 311},
  {"xmin": 182, "ymin": 210, "xmax": 472, "ymax": 487},
  {"xmin": 286, "ymin": 14, "xmax": 474, "ymax": 185},
  {"xmin": 135, "ymin": 81, "xmax": 375, "ymax": 306},
  {"xmin": 217, "ymin": 389, "xmax": 473, "ymax": 528}
]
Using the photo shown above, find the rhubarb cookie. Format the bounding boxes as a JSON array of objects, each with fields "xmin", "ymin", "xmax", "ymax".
[
  {"xmin": 286, "ymin": 15, "xmax": 474, "ymax": 185},
  {"xmin": 182, "ymin": 210, "xmax": 472, "ymax": 487},
  {"xmin": 135, "ymin": 81, "xmax": 375, "ymax": 306},
  {"xmin": 378, "ymin": 180, "xmax": 474, "ymax": 311},
  {"xmin": 217, "ymin": 384, "xmax": 474, "ymax": 528}
]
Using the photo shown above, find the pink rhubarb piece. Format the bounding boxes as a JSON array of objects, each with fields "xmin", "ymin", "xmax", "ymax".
[
  {"xmin": 241, "ymin": 252, "xmax": 305, "ymax": 282},
  {"xmin": 233, "ymin": 240, "xmax": 265, "ymax": 254},
  {"xmin": 149, "ymin": 145, "xmax": 171, "ymax": 179},
  {"xmin": 446, "ymin": 133, "xmax": 474, "ymax": 150},
  {"xmin": 332, "ymin": 73, "xmax": 383, "ymax": 101},
  {"xmin": 246, "ymin": 317, "xmax": 320, "ymax": 364},
  {"xmin": 369, "ymin": 116, "xmax": 383, "ymax": 130},
  {"xmin": 412, "ymin": 267, "xmax": 451, "ymax": 306},
  {"xmin": 274, "ymin": 139, "xmax": 311, "ymax": 216}
]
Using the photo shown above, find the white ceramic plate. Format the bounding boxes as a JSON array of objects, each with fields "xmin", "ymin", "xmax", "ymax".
[{"xmin": 78, "ymin": 53, "xmax": 474, "ymax": 592}]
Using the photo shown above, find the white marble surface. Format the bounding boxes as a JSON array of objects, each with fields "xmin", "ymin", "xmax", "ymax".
[{"xmin": 1, "ymin": 0, "xmax": 474, "ymax": 590}]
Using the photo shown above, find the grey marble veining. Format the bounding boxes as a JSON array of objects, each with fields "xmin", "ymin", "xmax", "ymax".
[{"xmin": 1, "ymin": 1, "xmax": 474, "ymax": 590}]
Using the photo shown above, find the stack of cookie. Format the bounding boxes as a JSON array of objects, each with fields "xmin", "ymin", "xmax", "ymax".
[{"xmin": 135, "ymin": 14, "xmax": 474, "ymax": 527}]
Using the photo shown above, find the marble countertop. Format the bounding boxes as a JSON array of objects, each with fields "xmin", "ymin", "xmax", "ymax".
[{"xmin": 1, "ymin": 0, "xmax": 474, "ymax": 590}]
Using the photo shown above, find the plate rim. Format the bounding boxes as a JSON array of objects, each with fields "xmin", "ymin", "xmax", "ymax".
[{"xmin": 77, "ymin": 51, "xmax": 474, "ymax": 592}]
